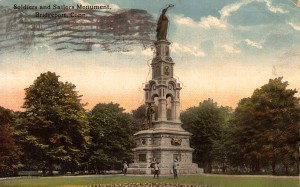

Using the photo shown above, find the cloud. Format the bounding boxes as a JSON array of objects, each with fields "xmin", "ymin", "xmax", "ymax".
[
  {"xmin": 244, "ymin": 39, "xmax": 263, "ymax": 49},
  {"xmin": 219, "ymin": 1, "xmax": 248, "ymax": 20},
  {"xmin": 176, "ymin": 0, "xmax": 286, "ymax": 31},
  {"xmin": 34, "ymin": 44, "xmax": 54, "ymax": 53},
  {"xmin": 288, "ymin": 22, "xmax": 300, "ymax": 31},
  {"xmin": 222, "ymin": 44, "xmax": 240, "ymax": 54},
  {"xmin": 220, "ymin": 0, "xmax": 286, "ymax": 20},
  {"xmin": 171, "ymin": 42, "xmax": 205, "ymax": 57},
  {"xmin": 75, "ymin": 0, "xmax": 88, "ymax": 5},
  {"xmin": 141, "ymin": 48, "xmax": 153, "ymax": 57},
  {"xmin": 175, "ymin": 15, "xmax": 226, "ymax": 29},
  {"xmin": 200, "ymin": 16, "xmax": 227, "ymax": 29},
  {"xmin": 264, "ymin": 0, "xmax": 286, "ymax": 13},
  {"xmin": 175, "ymin": 16, "xmax": 195, "ymax": 26}
]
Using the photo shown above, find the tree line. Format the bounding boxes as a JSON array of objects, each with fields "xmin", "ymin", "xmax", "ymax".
[
  {"xmin": 181, "ymin": 77, "xmax": 300, "ymax": 175},
  {"xmin": 0, "ymin": 72, "xmax": 138, "ymax": 176},
  {"xmin": 0, "ymin": 72, "xmax": 299, "ymax": 176}
]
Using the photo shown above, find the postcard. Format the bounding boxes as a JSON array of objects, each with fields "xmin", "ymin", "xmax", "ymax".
[{"xmin": 0, "ymin": 0, "xmax": 299, "ymax": 186}]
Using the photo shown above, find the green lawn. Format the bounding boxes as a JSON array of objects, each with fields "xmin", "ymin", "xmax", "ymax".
[{"xmin": 0, "ymin": 175, "xmax": 298, "ymax": 187}]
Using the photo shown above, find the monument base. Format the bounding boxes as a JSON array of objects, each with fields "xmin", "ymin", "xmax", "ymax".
[{"xmin": 129, "ymin": 122, "xmax": 203, "ymax": 175}]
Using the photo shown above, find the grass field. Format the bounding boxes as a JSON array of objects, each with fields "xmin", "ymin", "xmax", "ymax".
[{"xmin": 0, "ymin": 174, "xmax": 298, "ymax": 187}]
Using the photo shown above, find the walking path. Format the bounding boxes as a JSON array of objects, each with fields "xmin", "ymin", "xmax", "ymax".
[{"xmin": 0, "ymin": 173, "xmax": 299, "ymax": 181}]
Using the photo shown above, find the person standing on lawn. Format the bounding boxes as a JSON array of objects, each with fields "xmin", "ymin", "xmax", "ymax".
[
  {"xmin": 153, "ymin": 161, "xmax": 160, "ymax": 179},
  {"xmin": 123, "ymin": 161, "xmax": 128, "ymax": 176},
  {"xmin": 173, "ymin": 159, "xmax": 178, "ymax": 178}
]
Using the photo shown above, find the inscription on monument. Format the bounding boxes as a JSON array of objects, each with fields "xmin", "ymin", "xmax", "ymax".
[{"xmin": 138, "ymin": 154, "xmax": 146, "ymax": 162}]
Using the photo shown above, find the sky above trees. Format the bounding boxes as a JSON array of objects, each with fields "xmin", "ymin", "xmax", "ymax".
[{"xmin": 0, "ymin": 0, "xmax": 299, "ymax": 112}]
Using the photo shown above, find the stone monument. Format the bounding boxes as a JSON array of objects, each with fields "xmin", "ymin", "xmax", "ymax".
[{"xmin": 128, "ymin": 6, "xmax": 202, "ymax": 175}]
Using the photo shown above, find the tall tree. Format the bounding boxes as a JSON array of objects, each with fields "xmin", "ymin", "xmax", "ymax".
[
  {"xmin": 211, "ymin": 106, "xmax": 233, "ymax": 173},
  {"xmin": 0, "ymin": 107, "xmax": 22, "ymax": 176},
  {"xmin": 132, "ymin": 104, "xmax": 146, "ymax": 130},
  {"xmin": 233, "ymin": 77, "xmax": 300, "ymax": 174},
  {"xmin": 20, "ymin": 71, "xmax": 90, "ymax": 174},
  {"xmin": 88, "ymin": 103, "xmax": 137, "ymax": 173},
  {"xmin": 181, "ymin": 99, "xmax": 229, "ymax": 173}
]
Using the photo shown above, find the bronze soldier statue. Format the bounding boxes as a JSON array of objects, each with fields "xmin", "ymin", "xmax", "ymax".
[{"xmin": 145, "ymin": 103, "xmax": 155, "ymax": 129}]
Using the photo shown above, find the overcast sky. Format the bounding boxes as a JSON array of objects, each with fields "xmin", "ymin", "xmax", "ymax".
[{"xmin": 0, "ymin": 0, "xmax": 300, "ymax": 112}]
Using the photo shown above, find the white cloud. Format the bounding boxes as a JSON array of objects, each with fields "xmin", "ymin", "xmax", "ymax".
[
  {"xmin": 175, "ymin": 16, "xmax": 195, "ymax": 27},
  {"xmin": 34, "ymin": 44, "xmax": 54, "ymax": 53},
  {"xmin": 288, "ymin": 22, "xmax": 300, "ymax": 31},
  {"xmin": 200, "ymin": 16, "xmax": 226, "ymax": 29},
  {"xmin": 222, "ymin": 44, "xmax": 240, "ymax": 54},
  {"xmin": 75, "ymin": 0, "xmax": 89, "ymax": 6},
  {"xmin": 219, "ymin": 1, "xmax": 248, "ymax": 20},
  {"xmin": 175, "ymin": 15, "xmax": 226, "ymax": 29},
  {"xmin": 219, "ymin": 0, "xmax": 286, "ymax": 20},
  {"xmin": 244, "ymin": 39, "xmax": 263, "ymax": 49},
  {"xmin": 141, "ymin": 48, "xmax": 153, "ymax": 57},
  {"xmin": 171, "ymin": 42, "xmax": 205, "ymax": 57},
  {"xmin": 264, "ymin": 0, "xmax": 287, "ymax": 13}
]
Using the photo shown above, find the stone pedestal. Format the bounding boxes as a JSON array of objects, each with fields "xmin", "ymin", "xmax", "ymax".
[{"xmin": 128, "ymin": 121, "xmax": 202, "ymax": 174}]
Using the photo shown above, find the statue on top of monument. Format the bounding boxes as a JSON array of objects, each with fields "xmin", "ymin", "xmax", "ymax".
[{"xmin": 156, "ymin": 4, "xmax": 174, "ymax": 41}]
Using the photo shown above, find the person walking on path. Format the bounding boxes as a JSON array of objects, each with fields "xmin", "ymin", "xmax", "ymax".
[
  {"xmin": 173, "ymin": 159, "xmax": 178, "ymax": 178},
  {"xmin": 123, "ymin": 161, "xmax": 128, "ymax": 176},
  {"xmin": 153, "ymin": 161, "xmax": 160, "ymax": 179}
]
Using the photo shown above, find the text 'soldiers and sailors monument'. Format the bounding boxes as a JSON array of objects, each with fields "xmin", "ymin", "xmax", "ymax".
[{"xmin": 128, "ymin": 5, "xmax": 202, "ymax": 174}]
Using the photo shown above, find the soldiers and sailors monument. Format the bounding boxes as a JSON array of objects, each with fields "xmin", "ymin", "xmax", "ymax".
[{"xmin": 128, "ymin": 5, "xmax": 202, "ymax": 175}]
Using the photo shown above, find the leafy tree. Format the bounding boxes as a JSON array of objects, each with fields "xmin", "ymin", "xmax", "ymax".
[
  {"xmin": 231, "ymin": 98, "xmax": 262, "ymax": 173},
  {"xmin": 181, "ymin": 99, "xmax": 230, "ymax": 173},
  {"xmin": 211, "ymin": 106, "xmax": 233, "ymax": 173},
  {"xmin": 88, "ymin": 103, "xmax": 137, "ymax": 173},
  {"xmin": 0, "ymin": 106, "xmax": 22, "ymax": 176},
  {"xmin": 132, "ymin": 104, "xmax": 146, "ymax": 130},
  {"xmin": 19, "ymin": 71, "xmax": 90, "ymax": 174},
  {"xmin": 233, "ymin": 77, "xmax": 300, "ymax": 174}
]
